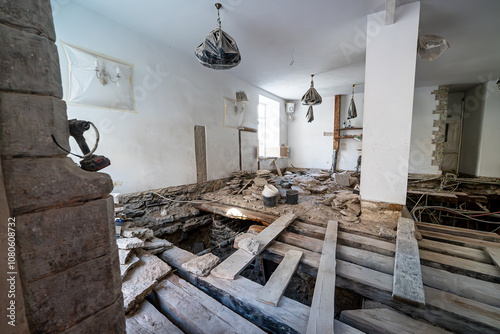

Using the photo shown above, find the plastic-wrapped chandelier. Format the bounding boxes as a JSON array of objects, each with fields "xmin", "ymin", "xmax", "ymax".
[{"xmin": 195, "ymin": 3, "xmax": 241, "ymax": 70}]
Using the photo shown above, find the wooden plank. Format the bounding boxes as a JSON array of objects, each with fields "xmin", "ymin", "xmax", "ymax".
[
  {"xmin": 195, "ymin": 202, "xmax": 275, "ymax": 226},
  {"xmin": 126, "ymin": 300, "xmax": 183, "ymax": 334},
  {"xmin": 418, "ymin": 238, "xmax": 492, "ymax": 263},
  {"xmin": 236, "ymin": 178, "xmax": 252, "ymax": 195},
  {"xmin": 306, "ymin": 220, "xmax": 338, "ymax": 334},
  {"xmin": 421, "ymin": 266, "xmax": 500, "ymax": 308},
  {"xmin": 407, "ymin": 190, "xmax": 458, "ymax": 202},
  {"xmin": 194, "ymin": 125, "xmax": 207, "ymax": 183},
  {"xmin": 273, "ymin": 158, "xmax": 283, "ymax": 177},
  {"xmin": 340, "ymin": 308, "xmax": 452, "ymax": 334},
  {"xmin": 416, "ymin": 222, "xmax": 500, "ymax": 243},
  {"xmin": 152, "ymin": 274, "xmax": 266, "ymax": 334},
  {"xmin": 211, "ymin": 213, "xmax": 296, "ymax": 279},
  {"xmin": 420, "ymin": 229, "xmax": 500, "ymax": 249},
  {"xmin": 385, "ymin": 0, "xmax": 396, "ymax": 25},
  {"xmin": 257, "ymin": 249, "xmax": 303, "ymax": 306},
  {"xmin": 160, "ymin": 246, "xmax": 310, "ymax": 334},
  {"xmin": 289, "ymin": 221, "xmax": 327, "ymax": 239},
  {"xmin": 334, "ymin": 95, "xmax": 341, "ymax": 152},
  {"xmin": 484, "ymin": 247, "xmax": 500, "ymax": 268},
  {"xmin": 392, "ymin": 218, "xmax": 425, "ymax": 305}
]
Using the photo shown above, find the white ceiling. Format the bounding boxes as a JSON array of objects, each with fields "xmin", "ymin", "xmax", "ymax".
[{"xmin": 71, "ymin": 0, "xmax": 500, "ymax": 100}]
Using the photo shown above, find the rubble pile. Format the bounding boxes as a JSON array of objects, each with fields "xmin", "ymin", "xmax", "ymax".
[{"xmin": 330, "ymin": 191, "xmax": 361, "ymax": 223}]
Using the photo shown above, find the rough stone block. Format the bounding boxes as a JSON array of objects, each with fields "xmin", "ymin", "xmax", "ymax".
[
  {"xmin": 121, "ymin": 254, "xmax": 140, "ymax": 280},
  {"xmin": 0, "ymin": 0, "xmax": 56, "ymax": 41},
  {"xmin": 181, "ymin": 253, "xmax": 220, "ymax": 276},
  {"xmin": 0, "ymin": 24, "xmax": 62, "ymax": 97},
  {"xmin": 61, "ymin": 296, "xmax": 125, "ymax": 334},
  {"xmin": 119, "ymin": 249, "xmax": 133, "ymax": 265},
  {"xmin": 0, "ymin": 93, "xmax": 69, "ymax": 157},
  {"xmin": 16, "ymin": 197, "xmax": 115, "ymax": 282},
  {"xmin": 142, "ymin": 237, "xmax": 172, "ymax": 250},
  {"xmin": 238, "ymin": 237, "xmax": 260, "ymax": 255},
  {"xmin": 24, "ymin": 254, "xmax": 122, "ymax": 333},
  {"xmin": 334, "ymin": 172, "xmax": 353, "ymax": 187},
  {"xmin": 3, "ymin": 157, "xmax": 113, "ymax": 215},
  {"xmin": 121, "ymin": 227, "xmax": 148, "ymax": 239},
  {"xmin": 117, "ymin": 237, "xmax": 144, "ymax": 250},
  {"xmin": 122, "ymin": 250, "xmax": 172, "ymax": 313}
]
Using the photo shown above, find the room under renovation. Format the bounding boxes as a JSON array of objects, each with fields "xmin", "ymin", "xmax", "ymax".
[{"xmin": 1, "ymin": 1, "xmax": 500, "ymax": 333}]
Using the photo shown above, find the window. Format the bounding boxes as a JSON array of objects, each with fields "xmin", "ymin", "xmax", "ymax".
[{"xmin": 258, "ymin": 95, "xmax": 280, "ymax": 157}]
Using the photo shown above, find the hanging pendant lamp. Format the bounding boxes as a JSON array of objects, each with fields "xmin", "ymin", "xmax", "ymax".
[
  {"xmin": 347, "ymin": 84, "xmax": 357, "ymax": 119},
  {"xmin": 301, "ymin": 74, "xmax": 322, "ymax": 123},
  {"xmin": 195, "ymin": 3, "xmax": 241, "ymax": 70}
]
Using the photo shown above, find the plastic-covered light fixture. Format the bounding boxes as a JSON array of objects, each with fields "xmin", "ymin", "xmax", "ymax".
[
  {"xmin": 195, "ymin": 3, "xmax": 241, "ymax": 70},
  {"xmin": 301, "ymin": 75, "xmax": 322, "ymax": 123},
  {"xmin": 348, "ymin": 84, "xmax": 357, "ymax": 119}
]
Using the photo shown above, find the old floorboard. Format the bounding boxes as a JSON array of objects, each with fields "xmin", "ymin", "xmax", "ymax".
[{"xmin": 306, "ymin": 220, "xmax": 339, "ymax": 334}]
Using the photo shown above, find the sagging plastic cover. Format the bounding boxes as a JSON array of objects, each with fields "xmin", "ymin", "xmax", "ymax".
[
  {"xmin": 418, "ymin": 34, "xmax": 450, "ymax": 61},
  {"xmin": 347, "ymin": 97, "xmax": 357, "ymax": 119},
  {"xmin": 195, "ymin": 27, "xmax": 241, "ymax": 70},
  {"xmin": 301, "ymin": 77, "xmax": 322, "ymax": 123}
]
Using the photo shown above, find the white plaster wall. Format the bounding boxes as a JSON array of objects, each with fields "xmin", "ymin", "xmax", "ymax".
[
  {"xmin": 287, "ymin": 98, "xmax": 334, "ymax": 169},
  {"xmin": 360, "ymin": 2, "xmax": 420, "ymax": 205},
  {"xmin": 459, "ymin": 84, "xmax": 486, "ymax": 176},
  {"xmin": 408, "ymin": 86, "xmax": 440, "ymax": 175},
  {"xmin": 52, "ymin": 2, "xmax": 286, "ymax": 194},
  {"xmin": 478, "ymin": 81, "xmax": 500, "ymax": 177},
  {"xmin": 338, "ymin": 94, "xmax": 364, "ymax": 171}
]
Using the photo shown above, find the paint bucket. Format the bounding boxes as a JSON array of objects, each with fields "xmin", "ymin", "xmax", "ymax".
[
  {"xmin": 263, "ymin": 195, "xmax": 277, "ymax": 207},
  {"xmin": 286, "ymin": 190, "xmax": 299, "ymax": 205},
  {"xmin": 115, "ymin": 218, "xmax": 124, "ymax": 238}
]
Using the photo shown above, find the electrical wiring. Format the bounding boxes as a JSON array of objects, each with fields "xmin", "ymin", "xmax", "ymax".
[
  {"xmin": 411, "ymin": 205, "xmax": 500, "ymax": 225},
  {"xmin": 470, "ymin": 210, "xmax": 500, "ymax": 217}
]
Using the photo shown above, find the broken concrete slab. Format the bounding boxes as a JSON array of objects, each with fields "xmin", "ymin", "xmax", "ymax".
[
  {"xmin": 238, "ymin": 237, "xmax": 260, "ymax": 255},
  {"xmin": 120, "ymin": 253, "xmax": 140, "ymax": 280},
  {"xmin": 121, "ymin": 227, "xmax": 149, "ymax": 239},
  {"xmin": 181, "ymin": 253, "xmax": 220, "ymax": 276},
  {"xmin": 117, "ymin": 237, "xmax": 145, "ymax": 250},
  {"xmin": 253, "ymin": 177, "xmax": 269, "ymax": 187},
  {"xmin": 121, "ymin": 250, "xmax": 172, "ymax": 314},
  {"xmin": 334, "ymin": 172, "xmax": 354, "ymax": 187},
  {"xmin": 143, "ymin": 237, "xmax": 172, "ymax": 251},
  {"xmin": 119, "ymin": 249, "xmax": 133, "ymax": 265}
]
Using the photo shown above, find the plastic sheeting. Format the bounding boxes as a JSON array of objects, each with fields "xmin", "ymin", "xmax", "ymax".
[
  {"xmin": 195, "ymin": 24, "xmax": 241, "ymax": 70},
  {"xmin": 61, "ymin": 42, "xmax": 135, "ymax": 111},
  {"xmin": 347, "ymin": 97, "xmax": 357, "ymax": 119},
  {"xmin": 417, "ymin": 34, "xmax": 450, "ymax": 61},
  {"xmin": 301, "ymin": 76, "xmax": 322, "ymax": 123}
]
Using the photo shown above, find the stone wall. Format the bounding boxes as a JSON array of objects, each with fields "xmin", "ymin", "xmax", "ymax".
[
  {"xmin": 431, "ymin": 86, "xmax": 449, "ymax": 169},
  {"xmin": 120, "ymin": 178, "xmax": 229, "ymax": 236},
  {"xmin": 0, "ymin": 1, "xmax": 125, "ymax": 333}
]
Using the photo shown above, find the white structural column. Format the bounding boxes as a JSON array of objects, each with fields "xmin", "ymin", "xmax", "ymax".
[{"xmin": 360, "ymin": 2, "xmax": 421, "ymax": 205}]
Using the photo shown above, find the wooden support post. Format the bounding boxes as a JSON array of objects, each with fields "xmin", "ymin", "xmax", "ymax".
[
  {"xmin": 194, "ymin": 125, "xmax": 207, "ymax": 183},
  {"xmin": 306, "ymin": 220, "xmax": 338, "ymax": 334},
  {"xmin": 258, "ymin": 249, "xmax": 303, "ymax": 306},
  {"xmin": 392, "ymin": 217, "xmax": 425, "ymax": 306},
  {"xmin": 210, "ymin": 213, "xmax": 296, "ymax": 279}
]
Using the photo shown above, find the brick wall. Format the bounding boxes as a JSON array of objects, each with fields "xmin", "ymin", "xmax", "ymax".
[
  {"xmin": 431, "ymin": 85, "xmax": 449, "ymax": 169},
  {"xmin": 0, "ymin": 1, "xmax": 125, "ymax": 332}
]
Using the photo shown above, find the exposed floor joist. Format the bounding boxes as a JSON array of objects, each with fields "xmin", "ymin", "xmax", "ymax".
[
  {"xmin": 392, "ymin": 217, "xmax": 425, "ymax": 306},
  {"xmin": 306, "ymin": 220, "xmax": 338, "ymax": 334}
]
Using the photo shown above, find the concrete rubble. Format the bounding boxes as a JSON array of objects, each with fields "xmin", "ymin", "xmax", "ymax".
[
  {"xmin": 120, "ymin": 253, "xmax": 140, "ymax": 279},
  {"xmin": 238, "ymin": 237, "xmax": 260, "ymax": 255},
  {"xmin": 121, "ymin": 249, "xmax": 172, "ymax": 314},
  {"xmin": 119, "ymin": 249, "xmax": 133, "ymax": 265},
  {"xmin": 117, "ymin": 237, "xmax": 145, "ymax": 250},
  {"xmin": 181, "ymin": 253, "xmax": 220, "ymax": 276}
]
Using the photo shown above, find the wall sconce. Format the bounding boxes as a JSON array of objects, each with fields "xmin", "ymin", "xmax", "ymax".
[{"xmin": 95, "ymin": 59, "xmax": 121, "ymax": 86}]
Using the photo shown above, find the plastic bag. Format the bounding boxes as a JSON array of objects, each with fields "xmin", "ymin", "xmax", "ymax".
[
  {"xmin": 301, "ymin": 76, "xmax": 322, "ymax": 123},
  {"xmin": 347, "ymin": 97, "xmax": 357, "ymax": 119},
  {"xmin": 417, "ymin": 34, "xmax": 450, "ymax": 61},
  {"xmin": 195, "ymin": 27, "xmax": 241, "ymax": 70}
]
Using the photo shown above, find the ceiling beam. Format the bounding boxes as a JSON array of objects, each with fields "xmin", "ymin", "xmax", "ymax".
[{"xmin": 385, "ymin": 0, "xmax": 396, "ymax": 25}]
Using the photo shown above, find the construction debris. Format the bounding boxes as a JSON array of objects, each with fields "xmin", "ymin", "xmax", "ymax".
[
  {"xmin": 117, "ymin": 237, "xmax": 145, "ymax": 250},
  {"xmin": 120, "ymin": 253, "xmax": 140, "ymax": 279},
  {"xmin": 181, "ymin": 253, "xmax": 220, "ymax": 276},
  {"xmin": 238, "ymin": 237, "xmax": 260, "ymax": 255},
  {"xmin": 119, "ymin": 249, "xmax": 133, "ymax": 265},
  {"xmin": 121, "ymin": 249, "xmax": 172, "ymax": 313}
]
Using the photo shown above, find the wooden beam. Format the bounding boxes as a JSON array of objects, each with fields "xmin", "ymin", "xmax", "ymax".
[
  {"xmin": 419, "ymin": 229, "xmax": 500, "ymax": 249},
  {"xmin": 126, "ymin": 300, "xmax": 184, "ymax": 334},
  {"xmin": 392, "ymin": 218, "xmax": 425, "ymax": 306},
  {"xmin": 194, "ymin": 202, "xmax": 276, "ymax": 226},
  {"xmin": 385, "ymin": 0, "xmax": 396, "ymax": 25},
  {"xmin": 194, "ymin": 125, "xmax": 207, "ymax": 183},
  {"xmin": 340, "ymin": 308, "xmax": 452, "ymax": 334},
  {"xmin": 416, "ymin": 222, "xmax": 500, "ymax": 243},
  {"xmin": 211, "ymin": 213, "xmax": 296, "ymax": 279},
  {"xmin": 257, "ymin": 249, "xmax": 303, "ymax": 306},
  {"xmin": 418, "ymin": 238, "xmax": 492, "ymax": 264},
  {"xmin": 484, "ymin": 247, "xmax": 500, "ymax": 268},
  {"xmin": 306, "ymin": 221, "xmax": 339, "ymax": 334},
  {"xmin": 152, "ymin": 274, "xmax": 266, "ymax": 334}
]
